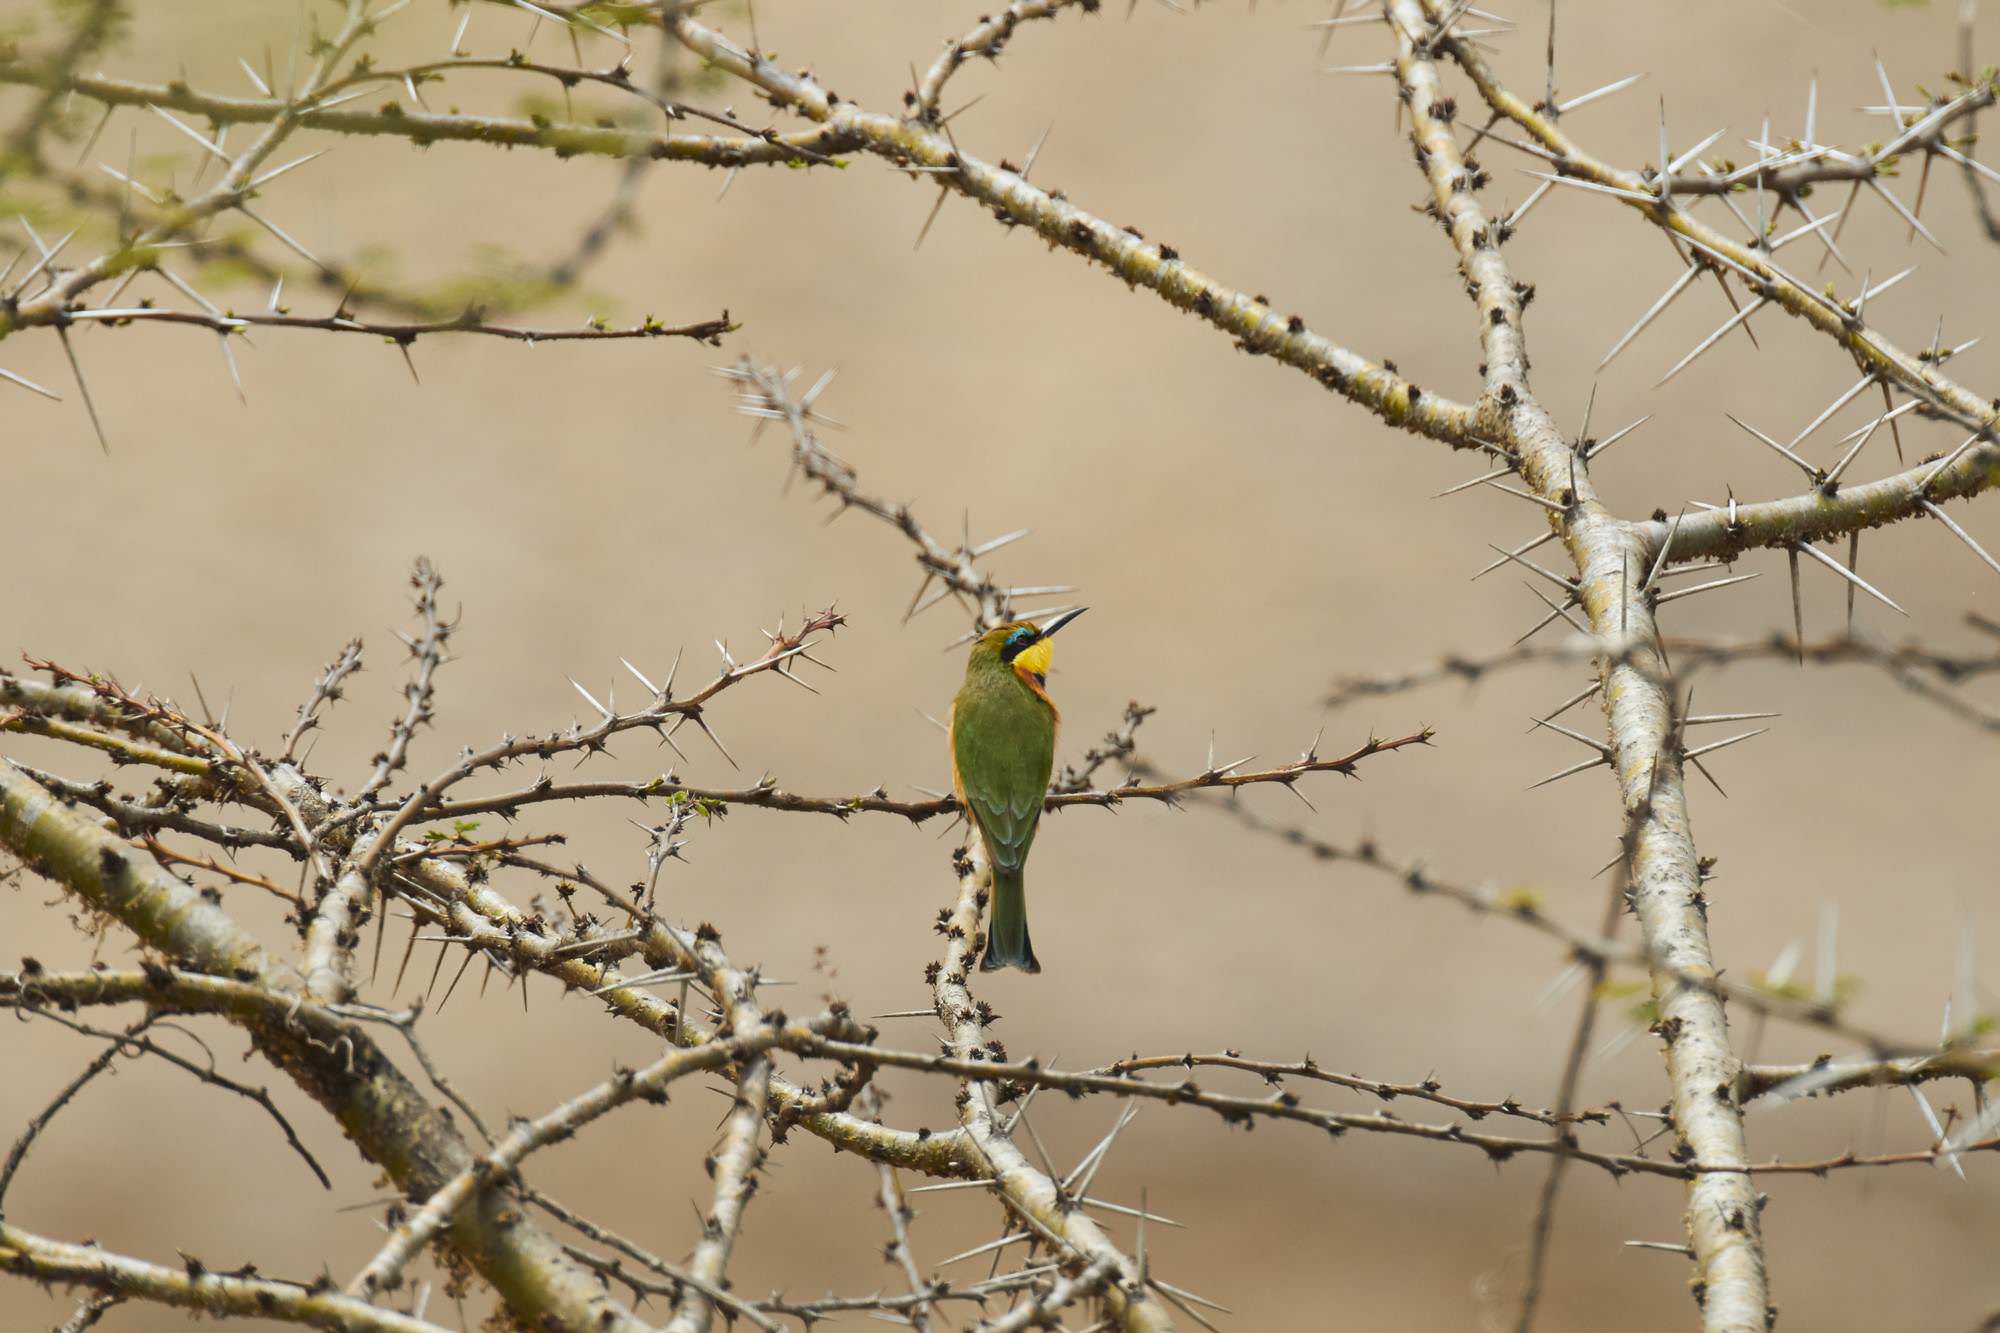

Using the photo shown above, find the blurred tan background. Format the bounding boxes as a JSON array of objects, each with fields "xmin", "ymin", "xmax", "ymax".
[{"xmin": 5, "ymin": 1, "xmax": 2000, "ymax": 1328}]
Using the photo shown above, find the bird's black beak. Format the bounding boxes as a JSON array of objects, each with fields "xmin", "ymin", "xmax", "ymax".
[{"xmin": 1038, "ymin": 607, "xmax": 1088, "ymax": 638}]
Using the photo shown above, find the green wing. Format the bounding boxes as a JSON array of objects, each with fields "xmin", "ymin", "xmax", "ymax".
[{"xmin": 953, "ymin": 681, "xmax": 1055, "ymax": 875}]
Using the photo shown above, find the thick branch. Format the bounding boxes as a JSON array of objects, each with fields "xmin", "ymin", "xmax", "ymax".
[
  {"xmin": 1739, "ymin": 1049, "xmax": 2000, "ymax": 1101},
  {"xmin": 0, "ymin": 765, "xmax": 650, "ymax": 1332},
  {"xmin": 0, "ymin": 1223, "xmax": 450, "ymax": 1333},
  {"xmin": 1395, "ymin": 5, "xmax": 1769, "ymax": 1325},
  {"xmin": 669, "ymin": 16, "xmax": 1478, "ymax": 448},
  {"xmin": 1632, "ymin": 447, "xmax": 2000, "ymax": 562}
]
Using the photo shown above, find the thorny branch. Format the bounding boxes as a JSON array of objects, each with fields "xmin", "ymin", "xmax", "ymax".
[
  {"xmin": 1390, "ymin": 4, "xmax": 1771, "ymax": 1324},
  {"xmin": 1, "ymin": 1222, "xmax": 454, "ymax": 1333},
  {"xmin": 6, "ymin": 1, "xmax": 2000, "ymax": 1330},
  {"xmin": 930, "ymin": 848, "xmax": 1172, "ymax": 1332},
  {"xmin": 375, "ymin": 726, "xmax": 1434, "ymax": 827},
  {"xmin": 672, "ymin": 23, "xmax": 1480, "ymax": 446},
  {"xmin": 721, "ymin": 358, "xmax": 1071, "ymax": 634},
  {"xmin": 1325, "ymin": 621, "xmax": 2000, "ymax": 734},
  {"xmin": 0, "ymin": 761, "xmax": 653, "ymax": 1332}
]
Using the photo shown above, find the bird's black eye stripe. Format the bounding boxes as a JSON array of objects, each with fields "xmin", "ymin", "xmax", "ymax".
[{"xmin": 1001, "ymin": 627, "xmax": 1037, "ymax": 661}]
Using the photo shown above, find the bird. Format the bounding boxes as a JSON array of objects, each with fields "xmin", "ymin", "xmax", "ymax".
[{"xmin": 948, "ymin": 607, "xmax": 1087, "ymax": 974}]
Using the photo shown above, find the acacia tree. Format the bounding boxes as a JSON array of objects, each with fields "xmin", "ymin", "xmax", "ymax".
[{"xmin": 2, "ymin": 2, "xmax": 1999, "ymax": 1331}]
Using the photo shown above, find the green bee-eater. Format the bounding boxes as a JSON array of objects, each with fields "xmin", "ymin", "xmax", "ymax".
[{"xmin": 950, "ymin": 607, "xmax": 1088, "ymax": 974}]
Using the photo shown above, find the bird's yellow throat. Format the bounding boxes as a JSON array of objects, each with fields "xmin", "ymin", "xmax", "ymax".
[{"xmin": 1012, "ymin": 637, "xmax": 1054, "ymax": 679}]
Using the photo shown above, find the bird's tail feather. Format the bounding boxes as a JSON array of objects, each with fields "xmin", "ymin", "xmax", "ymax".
[{"xmin": 980, "ymin": 867, "xmax": 1040, "ymax": 973}]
